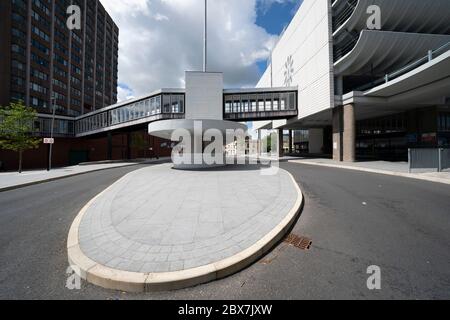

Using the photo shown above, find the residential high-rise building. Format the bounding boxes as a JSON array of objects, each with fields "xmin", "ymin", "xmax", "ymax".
[{"xmin": 0, "ymin": 0, "xmax": 119, "ymax": 128}]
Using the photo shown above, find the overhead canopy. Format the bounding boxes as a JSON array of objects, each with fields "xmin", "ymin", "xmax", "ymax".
[
  {"xmin": 334, "ymin": 0, "xmax": 450, "ymax": 37},
  {"xmin": 334, "ymin": 30, "xmax": 450, "ymax": 76}
]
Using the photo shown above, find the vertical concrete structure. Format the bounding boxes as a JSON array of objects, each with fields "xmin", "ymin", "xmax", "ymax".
[
  {"xmin": 332, "ymin": 106, "xmax": 342, "ymax": 161},
  {"xmin": 185, "ymin": 72, "xmax": 223, "ymax": 120},
  {"xmin": 332, "ymin": 104, "xmax": 356, "ymax": 162},
  {"xmin": 343, "ymin": 104, "xmax": 356, "ymax": 162},
  {"xmin": 278, "ymin": 129, "xmax": 285, "ymax": 158},
  {"xmin": 288, "ymin": 130, "xmax": 293, "ymax": 154}
]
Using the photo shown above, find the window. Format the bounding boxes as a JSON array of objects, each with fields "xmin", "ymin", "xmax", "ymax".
[
  {"xmin": 31, "ymin": 38, "xmax": 50, "ymax": 55},
  {"xmin": 31, "ymin": 68, "xmax": 48, "ymax": 81},
  {"xmin": 33, "ymin": 0, "xmax": 50, "ymax": 15},
  {"xmin": 12, "ymin": 27, "xmax": 26, "ymax": 38},
  {"xmin": 12, "ymin": 44, "xmax": 26, "ymax": 56},
  {"xmin": 31, "ymin": 52, "xmax": 49, "ymax": 67},
  {"xmin": 32, "ymin": 25, "xmax": 50, "ymax": 42},
  {"xmin": 12, "ymin": 76, "xmax": 25, "ymax": 86},
  {"xmin": 29, "ymin": 82, "xmax": 48, "ymax": 94},
  {"xmin": 258, "ymin": 100, "xmax": 264, "ymax": 112},
  {"xmin": 12, "ymin": 60, "xmax": 25, "ymax": 70}
]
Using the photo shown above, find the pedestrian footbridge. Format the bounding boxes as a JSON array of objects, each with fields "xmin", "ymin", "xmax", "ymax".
[{"xmin": 73, "ymin": 87, "xmax": 298, "ymax": 137}]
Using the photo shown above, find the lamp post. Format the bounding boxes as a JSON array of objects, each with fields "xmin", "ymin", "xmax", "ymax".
[
  {"xmin": 48, "ymin": 96, "xmax": 56, "ymax": 171},
  {"xmin": 203, "ymin": 0, "xmax": 207, "ymax": 72}
]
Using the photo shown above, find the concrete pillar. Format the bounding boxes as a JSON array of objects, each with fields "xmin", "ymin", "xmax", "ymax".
[
  {"xmin": 332, "ymin": 104, "xmax": 356, "ymax": 162},
  {"xmin": 257, "ymin": 130, "xmax": 262, "ymax": 156},
  {"xmin": 288, "ymin": 130, "xmax": 293, "ymax": 154},
  {"xmin": 343, "ymin": 104, "xmax": 356, "ymax": 162},
  {"xmin": 278, "ymin": 129, "xmax": 284, "ymax": 158},
  {"xmin": 332, "ymin": 106, "xmax": 342, "ymax": 161},
  {"xmin": 336, "ymin": 76, "xmax": 344, "ymax": 96}
]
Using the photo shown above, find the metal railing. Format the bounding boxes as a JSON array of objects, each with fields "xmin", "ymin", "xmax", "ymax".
[
  {"xmin": 332, "ymin": 0, "xmax": 358, "ymax": 32},
  {"xmin": 355, "ymin": 41, "xmax": 450, "ymax": 92},
  {"xmin": 409, "ymin": 148, "xmax": 450, "ymax": 173},
  {"xmin": 333, "ymin": 31, "xmax": 360, "ymax": 61}
]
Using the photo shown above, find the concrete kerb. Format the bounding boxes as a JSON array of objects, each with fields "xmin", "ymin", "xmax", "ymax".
[
  {"xmin": 0, "ymin": 158, "xmax": 171, "ymax": 193},
  {"xmin": 0, "ymin": 164, "xmax": 139, "ymax": 193},
  {"xmin": 67, "ymin": 165, "xmax": 304, "ymax": 293},
  {"xmin": 289, "ymin": 160, "xmax": 450, "ymax": 185}
]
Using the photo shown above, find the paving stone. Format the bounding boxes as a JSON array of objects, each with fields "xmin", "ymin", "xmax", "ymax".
[{"xmin": 78, "ymin": 164, "xmax": 298, "ymax": 274}]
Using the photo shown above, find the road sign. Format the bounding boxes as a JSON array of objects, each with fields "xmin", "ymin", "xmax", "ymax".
[{"xmin": 44, "ymin": 138, "xmax": 55, "ymax": 144}]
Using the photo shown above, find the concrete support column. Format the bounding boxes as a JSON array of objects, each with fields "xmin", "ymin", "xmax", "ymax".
[
  {"xmin": 332, "ymin": 104, "xmax": 356, "ymax": 162},
  {"xmin": 332, "ymin": 106, "xmax": 342, "ymax": 161},
  {"xmin": 343, "ymin": 104, "xmax": 356, "ymax": 162},
  {"xmin": 257, "ymin": 130, "xmax": 262, "ymax": 156},
  {"xmin": 278, "ymin": 129, "xmax": 284, "ymax": 158},
  {"xmin": 288, "ymin": 130, "xmax": 293, "ymax": 154}
]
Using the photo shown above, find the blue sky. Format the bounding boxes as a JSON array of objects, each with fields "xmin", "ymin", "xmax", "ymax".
[
  {"xmin": 255, "ymin": 0, "xmax": 303, "ymax": 74},
  {"xmin": 102, "ymin": 0, "xmax": 304, "ymax": 101}
]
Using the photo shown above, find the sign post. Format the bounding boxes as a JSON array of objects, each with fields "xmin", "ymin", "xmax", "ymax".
[{"xmin": 48, "ymin": 97, "xmax": 56, "ymax": 171}]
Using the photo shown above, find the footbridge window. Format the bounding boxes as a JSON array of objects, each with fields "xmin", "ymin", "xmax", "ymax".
[
  {"xmin": 76, "ymin": 93, "xmax": 184, "ymax": 135},
  {"xmin": 224, "ymin": 91, "xmax": 296, "ymax": 115}
]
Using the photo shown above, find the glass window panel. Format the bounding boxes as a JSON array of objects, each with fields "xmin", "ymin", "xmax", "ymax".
[
  {"xmin": 258, "ymin": 100, "xmax": 264, "ymax": 112},
  {"xmin": 179, "ymin": 96, "xmax": 184, "ymax": 113},
  {"xmin": 163, "ymin": 95, "xmax": 171, "ymax": 113},
  {"xmin": 273, "ymin": 99, "xmax": 279, "ymax": 111},
  {"xmin": 244, "ymin": 101, "xmax": 249, "ymax": 112},
  {"xmin": 156, "ymin": 96, "xmax": 161, "ymax": 113},
  {"xmin": 265, "ymin": 99, "xmax": 272, "ymax": 112}
]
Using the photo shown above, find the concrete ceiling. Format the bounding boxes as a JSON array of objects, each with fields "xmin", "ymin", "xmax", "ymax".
[
  {"xmin": 333, "ymin": 0, "xmax": 450, "ymax": 37},
  {"xmin": 334, "ymin": 30, "xmax": 450, "ymax": 76}
]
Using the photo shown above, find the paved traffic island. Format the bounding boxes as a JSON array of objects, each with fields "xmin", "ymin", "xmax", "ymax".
[{"xmin": 67, "ymin": 163, "xmax": 303, "ymax": 292}]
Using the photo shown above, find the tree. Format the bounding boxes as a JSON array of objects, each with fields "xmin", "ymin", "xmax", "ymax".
[
  {"xmin": 0, "ymin": 101, "xmax": 41, "ymax": 173},
  {"xmin": 262, "ymin": 134, "xmax": 272, "ymax": 153}
]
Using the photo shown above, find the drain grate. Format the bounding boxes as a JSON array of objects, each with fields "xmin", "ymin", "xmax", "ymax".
[{"xmin": 284, "ymin": 234, "xmax": 312, "ymax": 250}]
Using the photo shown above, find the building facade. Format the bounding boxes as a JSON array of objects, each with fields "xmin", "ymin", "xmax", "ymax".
[
  {"xmin": 256, "ymin": 0, "xmax": 450, "ymax": 161},
  {"xmin": 0, "ymin": 0, "xmax": 165, "ymax": 170}
]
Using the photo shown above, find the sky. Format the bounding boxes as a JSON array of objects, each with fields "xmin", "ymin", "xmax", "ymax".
[{"xmin": 99, "ymin": 0, "xmax": 302, "ymax": 102}]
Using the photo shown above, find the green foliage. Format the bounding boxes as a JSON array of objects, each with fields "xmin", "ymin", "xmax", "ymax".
[
  {"xmin": 0, "ymin": 101, "xmax": 40, "ymax": 153},
  {"xmin": 262, "ymin": 134, "xmax": 272, "ymax": 153}
]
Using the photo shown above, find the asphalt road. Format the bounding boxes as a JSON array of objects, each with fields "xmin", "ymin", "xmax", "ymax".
[{"xmin": 0, "ymin": 162, "xmax": 449, "ymax": 300}]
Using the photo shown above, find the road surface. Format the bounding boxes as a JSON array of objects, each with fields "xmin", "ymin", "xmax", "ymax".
[{"xmin": 0, "ymin": 162, "xmax": 449, "ymax": 299}]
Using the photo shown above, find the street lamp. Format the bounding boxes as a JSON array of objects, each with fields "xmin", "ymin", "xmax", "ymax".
[
  {"xmin": 203, "ymin": 0, "xmax": 207, "ymax": 72},
  {"xmin": 48, "ymin": 95, "xmax": 56, "ymax": 171}
]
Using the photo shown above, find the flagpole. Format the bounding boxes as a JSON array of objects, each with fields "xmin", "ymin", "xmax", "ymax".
[{"xmin": 203, "ymin": 0, "xmax": 207, "ymax": 72}]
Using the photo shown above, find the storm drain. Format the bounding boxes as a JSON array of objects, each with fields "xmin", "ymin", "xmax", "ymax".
[{"xmin": 284, "ymin": 234, "xmax": 312, "ymax": 250}]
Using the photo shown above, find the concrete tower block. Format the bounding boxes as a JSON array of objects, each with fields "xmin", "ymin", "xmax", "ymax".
[{"xmin": 185, "ymin": 71, "xmax": 223, "ymax": 120}]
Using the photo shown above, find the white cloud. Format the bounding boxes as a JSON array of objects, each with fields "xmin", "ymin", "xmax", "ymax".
[
  {"xmin": 117, "ymin": 85, "xmax": 135, "ymax": 102},
  {"xmin": 100, "ymin": 0, "xmax": 280, "ymax": 101}
]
